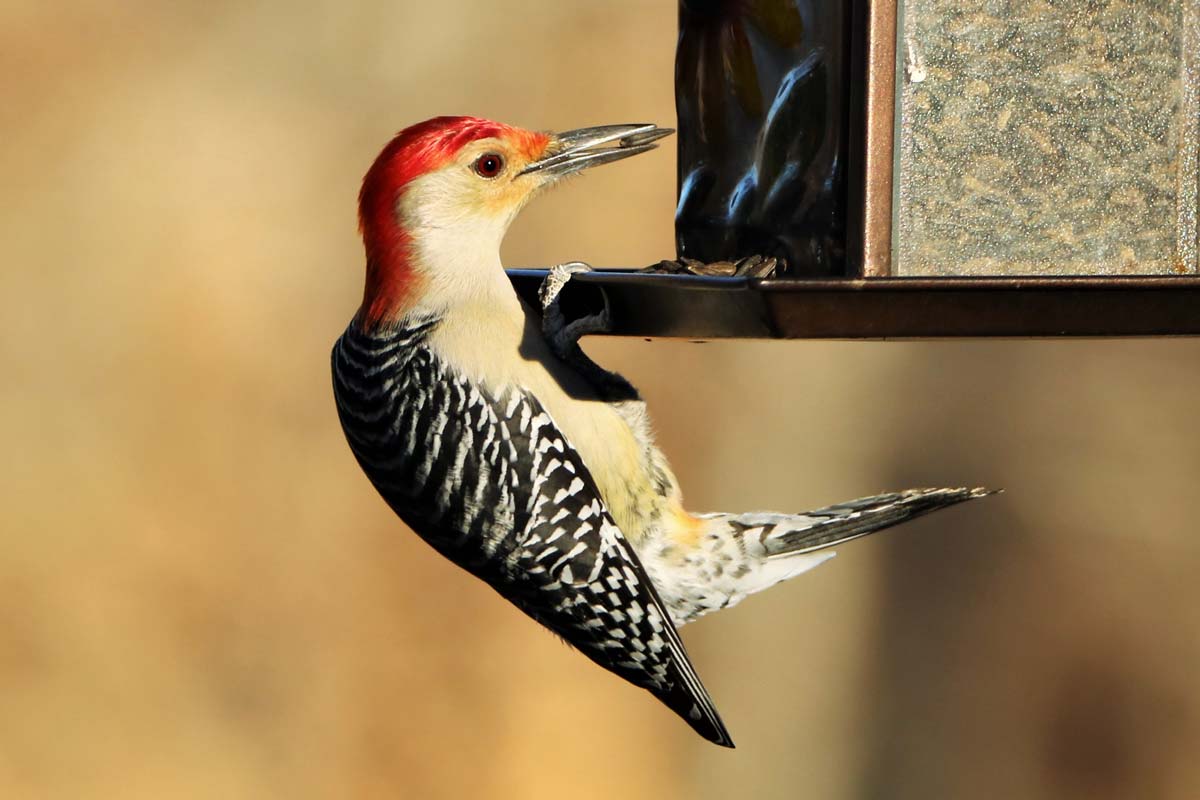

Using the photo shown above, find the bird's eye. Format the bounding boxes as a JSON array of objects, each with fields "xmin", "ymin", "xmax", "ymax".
[{"xmin": 473, "ymin": 152, "xmax": 505, "ymax": 179}]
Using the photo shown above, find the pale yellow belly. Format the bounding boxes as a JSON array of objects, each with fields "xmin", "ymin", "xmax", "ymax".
[{"xmin": 428, "ymin": 300, "xmax": 669, "ymax": 541}]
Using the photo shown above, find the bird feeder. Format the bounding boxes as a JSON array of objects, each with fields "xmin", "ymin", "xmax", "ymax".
[{"xmin": 509, "ymin": 0, "xmax": 1200, "ymax": 338}]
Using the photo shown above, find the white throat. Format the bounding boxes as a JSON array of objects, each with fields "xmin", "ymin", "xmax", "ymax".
[{"xmin": 400, "ymin": 171, "xmax": 523, "ymax": 319}]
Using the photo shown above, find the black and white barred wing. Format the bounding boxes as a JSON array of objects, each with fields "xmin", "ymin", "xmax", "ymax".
[
  {"xmin": 495, "ymin": 386, "xmax": 734, "ymax": 748},
  {"xmin": 334, "ymin": 328, "xmax": 731, "ymax": 746},
  {"xmin": 333, "ymin": 327, "xmax": 525, "ymax": 571}
]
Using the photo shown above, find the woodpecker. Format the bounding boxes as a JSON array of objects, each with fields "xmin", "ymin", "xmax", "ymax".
[{"xmin": 332, "ymin": 116, "xmax": 993, "ymax": 747}]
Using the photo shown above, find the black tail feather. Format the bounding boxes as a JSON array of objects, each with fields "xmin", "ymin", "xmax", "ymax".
[{"xmin": 769, "ymin": 487, "xmax": 998, "ymax": 556}]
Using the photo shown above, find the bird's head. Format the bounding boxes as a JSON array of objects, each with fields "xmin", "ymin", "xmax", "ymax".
[{"xmin": 356, "ymin": 116, "xmax": 672, "ymax": 328}]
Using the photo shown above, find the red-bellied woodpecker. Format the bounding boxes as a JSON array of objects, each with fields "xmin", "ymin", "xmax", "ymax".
[{"xmin": 332, "ymin": 116, "xmax": 993, "ymax": 747}]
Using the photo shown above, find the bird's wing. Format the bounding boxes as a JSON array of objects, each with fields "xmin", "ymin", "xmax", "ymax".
[
  {"xmin": 495, "ymin": 384, "xmax": 734, "ymax": 748},
  {"xmin": 334, "ymin": 328, "xmax": 730, "ymax": 746}
]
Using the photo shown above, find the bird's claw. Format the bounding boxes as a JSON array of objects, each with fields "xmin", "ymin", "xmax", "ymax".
[
  {"xmin": 538, "ymin": 262, "xmax": 634, "ymax": 400},
  {"xmin": 538, "ymin": 261, "xmax": 593, "ymax": 311},
  {"xmin": 541, "ymin": 261, "xmax": 613, "ymax": 343}
]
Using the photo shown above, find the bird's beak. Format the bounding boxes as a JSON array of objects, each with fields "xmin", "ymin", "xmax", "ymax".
[{"xmin": 518, "ymin": 123, "xmax": 674, "ymax": 178}]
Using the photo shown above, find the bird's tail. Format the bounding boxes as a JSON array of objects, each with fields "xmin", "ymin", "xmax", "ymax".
[
  {"xmin": 655, "ymin": 488, "xmax": 996, "ymax": 627},
  {"xmin": 737, "ymin": 486, "xmax": 998, "ymax": 558}
]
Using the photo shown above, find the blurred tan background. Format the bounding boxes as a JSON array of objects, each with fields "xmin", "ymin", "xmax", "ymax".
[{"xmin": 3, "ymin": 2, "xmax": 1200, "ymax": 798}]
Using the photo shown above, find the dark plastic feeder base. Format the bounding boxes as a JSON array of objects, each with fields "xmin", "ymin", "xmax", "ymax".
[{"xmin": 507, "ymin": 270, "xmax": 1200, "ymax": 340}]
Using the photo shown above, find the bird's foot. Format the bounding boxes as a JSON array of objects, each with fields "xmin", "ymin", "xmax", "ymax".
[
  {"xmin": 538, "ymin": 262, "xmax": 636, "ymax": 401},
  {"xmin": 540, "ymin": 261, "xmax": 613, "ymax": 343},
  {"xmin": 538, "ymin": 261, "xmax": 594, "ymax": 311}
]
